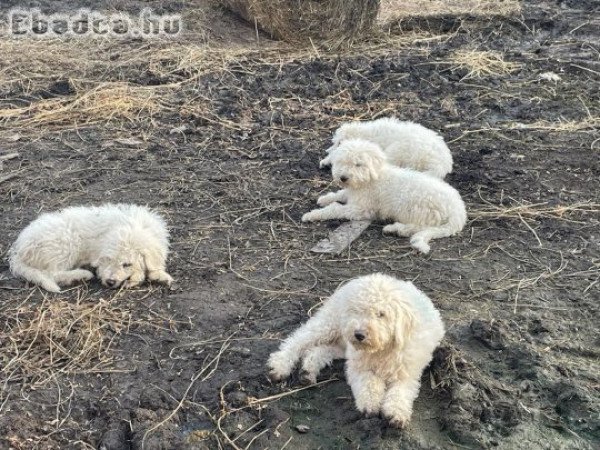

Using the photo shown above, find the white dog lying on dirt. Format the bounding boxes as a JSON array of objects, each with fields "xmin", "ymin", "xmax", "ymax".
[
  {"xmin": 304, "ymin": 139, "xmax": 467, "ymax": 253},
  {"xmin": 320, "ymin": 117, "xmax": 453, "ymax": 179},
  {"xmin": 268, "ymin": 273, "xmax": 445, "ymax": 427},
  {"xmin": 9, "ymin": 203, "xmax": 173, "ymax": 293}
]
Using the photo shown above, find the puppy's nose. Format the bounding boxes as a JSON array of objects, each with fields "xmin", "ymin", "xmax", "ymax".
[
  {"xmin": 354, "ymin": 331, "xmax": 366, "ymax": 342},
  {"xmin": 105, "ymin": 279, "xmax": 116, "ymax": 287},
  {"xmin": 340, "ymin": 175, "xmax": 349, "ymax": 183}
]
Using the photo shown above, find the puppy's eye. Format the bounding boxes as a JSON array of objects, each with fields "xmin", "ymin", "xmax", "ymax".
[
  {"xmin": 355, "ymin": 163, "xmax": 363, "ymax": 167},
  {"xmin": 122, "ymin": 262, "xmax": 132, "ymax": 268},
  {"xmin": 377, "ymin": 311, "xmax": 385, "ymax": 318}
]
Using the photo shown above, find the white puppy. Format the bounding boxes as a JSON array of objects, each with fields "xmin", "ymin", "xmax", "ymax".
[
  {"xmin": 9, "ymin": 203, "xmax": 173, "ymax": 293},
  {"xmin": 320, "ymin": 117, "xmax": 453, "ymax": 179},
  {"xmin": 304, "ymin": 139, "xmax": 466, "ymax": 254},
  {"xmin": 268, "ymin": 273, "xmax": 445, "ymax": 427}
]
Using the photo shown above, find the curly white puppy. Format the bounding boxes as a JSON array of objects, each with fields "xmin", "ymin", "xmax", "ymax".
[
  {"xmin": 268, "ymin": 273, "xmax": 445, "ymax": 427},
  {"xmin": 320, "ymin": 117, "xmax": 453, "ymax": 179},
  {"xmin": 304, "ymin": 139, "xmax": 466, "ymax": 253},
  {"xmin": 9, "ymin": 203, "xmax": 173, "ymax": 293}
]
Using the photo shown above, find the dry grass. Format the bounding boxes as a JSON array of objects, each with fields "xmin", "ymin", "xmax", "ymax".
[
  {"xmin": 0, "ymin": 38, "xmax": 148, "ymax": 93},
  {"xmin": 509, "ymin": 117, "xmax": 600, "ymax": 132},
  {"xmin": 0, "ymin": 296, "xmax": 132, "ymax": 388},
  {"xmin": 222, "ymin": 0, "xmax": 381, "ymax": 46},
  {"xmin": 0, "ymin": 30, "xmax": 451, "ymax": 135},
  {"xmin": 471, "ymin": 199, "xmax": 600, "ymax": 223},
  {"xmin": 449, "ymin": 49, "xmax": 521, "ymax": 79},
  {"xmin": 0, "ymin": 82, "xmax": 164, "ymax": 131},
  {"xmin": 379, "ymin": 0, "xmax": 521, "ymax": 22}
]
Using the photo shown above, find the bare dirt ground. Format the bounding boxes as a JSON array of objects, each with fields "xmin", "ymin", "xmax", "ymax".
[{"xmin": 0, "ymin": 0, "xmax": 598, "ymax": 449}]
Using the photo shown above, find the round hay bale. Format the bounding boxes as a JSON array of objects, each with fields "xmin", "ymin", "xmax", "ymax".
[{"xmin": 223, "ymin": 0, "xmax": 381, "ymax": 45}]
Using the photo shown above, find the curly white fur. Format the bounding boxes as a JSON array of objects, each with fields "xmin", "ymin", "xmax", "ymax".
[
  {"xmin": 320, "ymin": 117, "xmax": 453, "ymax": 179},
  {"xmin": 305, "ymin": 139, "xmax": 466, "ymax": 253},
  {"xmin": 267, "ymin": 273, "xmax": 445, "ymax": 427},
  {"xmin": 9, "ymin": 203, "xmax": 173, "ymax": 293}
]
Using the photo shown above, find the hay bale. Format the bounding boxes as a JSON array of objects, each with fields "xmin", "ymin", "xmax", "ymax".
[{"xmin": 223, "ymin": 0, "xmax": 381, "ymax": 45}]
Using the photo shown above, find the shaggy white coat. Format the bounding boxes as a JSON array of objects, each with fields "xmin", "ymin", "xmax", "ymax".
[
  {"xmin": 268, "ymin": 273, "xmax": 445, "ymax": 427},
  {"xmin": 305, "ymin": 139, "xmax": 467, "ymax": 254},
  {"xmin": 320, "ymin": 117, "xmax": 453, "ymax": 179},
  {"xmin": 9, "ymin": 203, "xmax": 173, "ymax": 293}
]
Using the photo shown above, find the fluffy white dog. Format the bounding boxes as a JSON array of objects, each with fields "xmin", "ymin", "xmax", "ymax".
[
  {"xmin": 9, "ymin": 203, "xmax": 173, "ymax": 293},
  {"xmin": 304, "ymin": 139, "xmax": 467, "ymax": 253},
  {"xmin": 268, "ymin": 273, "xmax": 445, "ymax": 427},
  {"xmin": 320, "ymin": 117, "xmax": 453, "ymax": 179}
]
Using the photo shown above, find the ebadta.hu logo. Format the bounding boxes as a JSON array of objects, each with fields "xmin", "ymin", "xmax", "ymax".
[{"xmin": 6, "ymin": 8, "xmax": 182, "ymax": 38}]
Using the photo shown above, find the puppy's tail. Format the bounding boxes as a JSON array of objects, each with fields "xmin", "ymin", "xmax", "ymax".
[
  {"xmin": 409, "ymin": 204, "xmax": 467, "ymax": 254},
  {"xmin": 9, "ymin": 258, "xmax": 61, "ymax": 293}
]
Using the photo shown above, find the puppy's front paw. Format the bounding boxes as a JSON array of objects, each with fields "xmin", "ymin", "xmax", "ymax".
[
  {"xmin": 409, "ymin": 237, "xmax": 430, "ymax": 254},
  {"xmin": 299, "ymin": 370, "xmax": 317, "ymax": 385},
  {"xmin": 149, "ymin": 270, "xmax": 173, "ymax": 286},
  {"xmin": 317, "ymin": 195, "xmax": 333, "ymax": 207},
  {"xmin": 385, "ymin": 414, "xmax": 408, "ymax": 429},
  {"xmin": 319, "ymin": 159, "xmax": 331, "ymax": 169},
  {"xmin": 267, "ymin": 351, "xmax": 294, "ymax": 382},
  {"xmin": 355, "ymin": 397, "xmax": 382, "ymax": 416},
  {"xmin": 78, "ymin": 269, "xmax": 95, "ymax": 281},
  {"xmin": 381, "ymin": 396, "xmax": 413, "ymax": 428},
  {"xmin": 42, "ymin": 282, "xmax": 61, "ymax": 293},
  {"xmin": 302, "ymin": 211, "xmax": 318, "ymax": 223},
  {"xmin": 382, "ymin": 224, "xmax": 398, "ymax": 235},
  {"xmin": 123, "ymin": 275, "xmax": 144, "ymax": 289}
]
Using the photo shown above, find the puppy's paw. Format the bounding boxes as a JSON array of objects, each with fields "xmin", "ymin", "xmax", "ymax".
[
  {"xmin": 409, "ymin": 237, "xmax": 430, "ymax": 254},
  {"xmin": 123, "ymin": 276, "xmax": 144, "ymax": 289},
  {"xmin": 267, "ymin": 351, "xmax": 294, "ymax": 382},
  {"xmin": 317, "ymin": 195, "xmax": 334, "ymax": 207},
  {"xmin": 385, "ymin": 414, "xmax": 408, "ymax": 429},
  {"xmin": 62, "ymin": 269, "xmax": 95, "ymax": 285},
  {"xmin": 302, "ymin": 211, "xmax": 317, "ymax": 223},
  {"xmin": 381, "ymin": 399, "xmax": 412, "ymax": 428},
  {"xmin": 355, "ymin": 399, "xmax": 382, "ymax": 417},
  {"xmin": 382, "ymin": 224, "xmax": 398, "ymax": 235},
  {"xmin": 149, "ymin": 270, "xmax": 173, "ymax": 286},
  {"xmin": 299, "ymin": 370, "xmax": 317, "ymax": 385},
  {"xmin": 42, "ymin": 282, "xmax": 61, "ymax": 293},
  {"xmin": 353, "ymin": 389, "xmax": 384, "ymax": 416},
  {"xmin": 74, "ymin": 269, "xmax": 94, "ymax": 281}
]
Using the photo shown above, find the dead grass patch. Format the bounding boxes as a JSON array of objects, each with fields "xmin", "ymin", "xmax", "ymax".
[
  {"xmin": 379, "ymin": 0, "xmax": 521, "ymax": 22},
  {"xmin": 449, "ymin": 49, "xmax": 521, "ymax": 79},
  {"xmin": 471, "ymin": 198, "xmax": 600, "ymax": 225},
  {"xmin": 0, "ymin": 82, "xmax": 164, "ymax": 131},
  {"xmin": 509, "ymin": 117, "xmax": 600, "ymax": 132},
  {"xmin": 222, "ymin": 0, "xmax": 380, "ymax": 46},
  {"xmin": 0, "ymin": 38, "xmax": 148, "ymax": 93},
  {"xmin": 0, "ymin": 296, "xmax": 132, "ymax": 388}
]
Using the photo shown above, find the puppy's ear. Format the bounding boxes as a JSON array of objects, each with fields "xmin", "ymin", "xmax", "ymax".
[
  {"xmin": 140, "ymin": 246, "xmax": 165, "ymax": 273},
  {"xmin": 127, "ymin": 226, "xmax": 168, "ymax": 273},
  {"xmin": 393, "ymin": 299, "xmax": 416, "ymax": 349},
  {"xmin": 91, "ymin": 255, "xmax": 106, "ymax": 268},
  {"xmin": 366, "ymin": 146, "xmax": 387, "ymax": 181}
]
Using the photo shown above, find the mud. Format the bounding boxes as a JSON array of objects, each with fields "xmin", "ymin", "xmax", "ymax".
[{"xmin": 0, "ymin": 0, "xmax": 598, "ymax": 449}]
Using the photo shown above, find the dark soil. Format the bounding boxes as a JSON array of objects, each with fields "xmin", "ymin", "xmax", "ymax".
[{"xmin": 0, "ymin": 0, "xmax": 598, "ymax": 449}]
